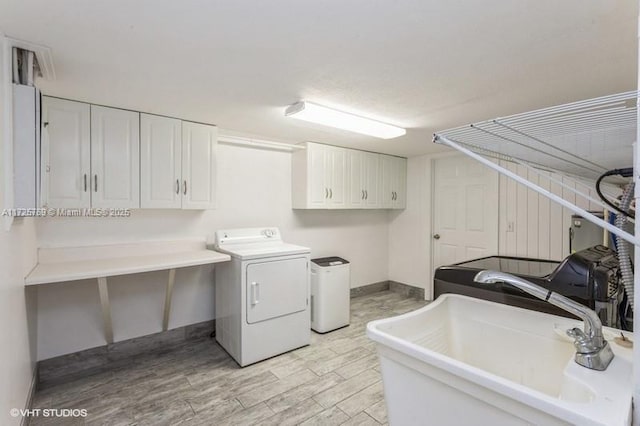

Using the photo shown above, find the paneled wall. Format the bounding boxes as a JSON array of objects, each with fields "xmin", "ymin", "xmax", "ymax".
[{"xmin": 498, "ymin": 160, "xmax": 615, "ymax": 260}]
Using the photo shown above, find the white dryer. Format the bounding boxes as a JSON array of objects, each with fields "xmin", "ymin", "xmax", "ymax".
[{"xmin": 214, "ymin": 227, "xmax": 311, "ymax": 366}]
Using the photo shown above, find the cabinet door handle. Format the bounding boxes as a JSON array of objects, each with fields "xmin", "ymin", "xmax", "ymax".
[
  {"xmin": 83, "ymin": 174, "xmax": 87, "ymax": 192},
  {"xmin": 176, "ymin": 179, "xmax": 180, "ymax": 195},
  {"xmin": 94, "ymin": 175, "xmax": 98, "ymax": 192},
  {"xmin": 325, "ymin": 188, "xmax": 328, "ymax": 199},
  {"xmin": 361, "ymin": 190, "xmax": 365, "ymax": 200},
  {"xmin": 365, "ymin": 190, "xmax": 368, "ymax": 200},
  {"xmin": 183, "ymin": 180, "xmax": 187, "ymax": 195},
  {"xmin": 329, "ymin": 188, "xmax": 333, "ymax": 199}
]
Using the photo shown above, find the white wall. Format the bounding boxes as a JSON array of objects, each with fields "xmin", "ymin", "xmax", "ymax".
[
  {"xmin": 0, "ymin": 36, "xmax": 39, "ymax": 425},
  {"xmin": 36, "ymin": 143, "xmax": 390, "ymax": 360}
]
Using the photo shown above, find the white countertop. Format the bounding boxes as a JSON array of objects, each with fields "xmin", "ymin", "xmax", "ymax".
[{"xmin": 25, "ymin": 240, "xmax": 231, "ymax": 285}]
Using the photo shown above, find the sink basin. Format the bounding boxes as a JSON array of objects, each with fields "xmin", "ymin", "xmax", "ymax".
[{"xmin": 367, "ymin": 294, "xmax": 632, "ymax": 426}]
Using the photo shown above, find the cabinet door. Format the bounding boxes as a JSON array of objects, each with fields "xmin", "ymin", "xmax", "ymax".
[
  {"xmin": 91, "ymin": 106, "xmax": 140, "ymax": 208},
  {"xmin": 140, "ymin": 114, "xmax": 182, "ymax": 209},
  {"xmin": 41, "ymin": 97, "xmax": 91, "ymax": 208},
  {"xmin": 347, "ymin": 150, "xmax": 365, "ymax": 208},
  {"xmin": 326, "ymin": 146, "xmax": 347, "ymax": 208},
  {"xmin": 363, "ymin": 152, "xmax": 380, "ymax": 208},
  {"xmin": 307, "ymin": 143, "xmax": 328, "ymax": 208},
  {"xmin": 182, "ymin": 121, "xmax": 217, "ymax": 209},
  {"xmin": 393, "ymin": 157, "xmax": 407, "ymax": 209},
  {"xmin": 379, "ymin": 155, "xmax": 394, "ymax": 208}
]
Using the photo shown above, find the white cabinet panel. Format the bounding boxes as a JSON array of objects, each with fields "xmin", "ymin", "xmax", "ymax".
[
  {"xmin": 13, "ymin": 84, "xmax": 39, "ymax": 209},
  {"xmin": 394, "ymin": 157, "xmax": 407, "ymax": 209},
  {"xmin": 348, "ymin": 150, "xmax": 379, "ymax": 208},
  {"xmin": 140, "ymin": 114, "xmax": 182, "ymax": 209},
  {"xmin": 308, "ymin": 143, "xmax": 328, "ymax": 207},
  {"xmin": 326, "ymin": 146, "xmax": 347, "ymax": 208},
  {"xmin": 380, "ymin": 155, "xmax": 394, "ymax": 208},
  {"xmin": 41, "ymin": 97, "xmax": 91, "ymax": 208},
  {"xmin": 380, "ymin": 155, "xmax": 407, "ymax": 209},
  {"xmin": 363, "ymin": 152, "xmax": 380, "ymax": 208},
  {"xmin": 90, "ymin": 106, "xmax": 140, "ymax": 208},
  {"xmin": 347, "ymin": 150, "xmax": 365, "ymax": 208},
  {"xmin": 182, "ymin": 121, "xmax": 217, "ymax": 210}
]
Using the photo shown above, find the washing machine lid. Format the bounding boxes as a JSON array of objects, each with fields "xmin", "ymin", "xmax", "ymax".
[{"xmin": 214, "ymin": 227, "xmax": 310, "ymax": 260}]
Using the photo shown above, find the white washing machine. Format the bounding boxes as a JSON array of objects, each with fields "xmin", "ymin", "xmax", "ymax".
[{"xmin": 214, "ymin": 227, "xmax": 311, "ymax": 366}]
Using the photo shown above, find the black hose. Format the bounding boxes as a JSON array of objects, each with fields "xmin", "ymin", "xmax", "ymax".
[{"xmin": 595, "ymin": 168, "xmax": 634, "ymax": 219}]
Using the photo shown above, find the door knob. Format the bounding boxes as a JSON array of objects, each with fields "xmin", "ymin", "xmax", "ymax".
[{"xmin": 433, "ymin": 234, "xmax": 441, "ymax": 240}]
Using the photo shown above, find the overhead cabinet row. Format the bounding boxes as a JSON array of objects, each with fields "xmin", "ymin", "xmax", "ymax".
[
  {"xmin": 292, "ymin": 142, "xmax": 407, "ymax": 209},
  {"xmin": 41, "ymin": 97, "xmax": 217, "ymax": 210}
]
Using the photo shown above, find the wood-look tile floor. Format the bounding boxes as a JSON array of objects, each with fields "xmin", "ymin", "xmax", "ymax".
[{"xmin": 30, "ymin": 291, "xmax": 428, "ymax": 426}]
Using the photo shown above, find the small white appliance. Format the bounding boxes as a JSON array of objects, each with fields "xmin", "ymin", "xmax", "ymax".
[
  {"xmin": 310, "ymin": 257, "xmax": 351, "ymax": 333},
  {"xmin": 214, "ymin": 227, "xmax": 311, "ymax": 366}
]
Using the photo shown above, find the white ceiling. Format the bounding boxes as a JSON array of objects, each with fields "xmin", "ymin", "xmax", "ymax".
[{"xmin": 0, "ymin": 1, "xmax": 637, "ymax": 157}]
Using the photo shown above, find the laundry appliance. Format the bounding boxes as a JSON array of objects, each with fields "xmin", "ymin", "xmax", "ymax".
[
  {"xmin": 214, "ymin": 227, "xmax": 311, "ymax": 366},
  {"xmin": 434, "ymin": 245, "xmax": 626, "ymax": 329}
]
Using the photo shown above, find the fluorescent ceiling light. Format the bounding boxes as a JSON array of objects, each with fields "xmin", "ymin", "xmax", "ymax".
[{"xmin": 285, "ymin": 101, "xmax": 406, "ymax": 139}]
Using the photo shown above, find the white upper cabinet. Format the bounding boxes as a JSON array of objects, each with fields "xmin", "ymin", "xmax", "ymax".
[
  {"xmin": 380, "ymin": 155, "xmax": 407, "ymax": 209},
  {"xmin": 306, "ymin": 143, "xmax": 328, "ymax": 208},
  {"xmin": 90, "ymin": 105, "xmax": 140, "ymax": 208},
  {"xmin": 140, "ymin": 114, "xmax": 182, "ymax": 209},
  {"xmin": 181, "ymin": 121, "xmax": 217, "ymax": 210},
  {"xmin": 292, "ymin": 142, "xmax": 347, "ymax": 209},
  {"xmin": 362, "ymin": 152, "xmax": 380, "ymax": 208},
  {"xmin": 393, "ymin": 156, "xmax": 407, "ymax": 208},
  {"xmin": 347, "ymin": 150, "xmax": 379, "ymax": 208},
  {"xmin": 293, "ymin": 142, "xmax": 405, "ymax": 210},
  {"xmin": 347, "ymin": 150, "xmax": 364, "ymax": 208},
  {"xmin": 325, "ymin": 145, "xmax": 347, "ymax": 208},
  {"xmin": 41, "ymin": 97, "xmax": 91, "ymax": 208}
]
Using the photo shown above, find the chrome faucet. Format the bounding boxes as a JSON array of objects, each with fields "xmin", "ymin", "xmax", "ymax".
[{"xmin": 474, "ymin": 270, "xmax": 614, "ymax": 371}]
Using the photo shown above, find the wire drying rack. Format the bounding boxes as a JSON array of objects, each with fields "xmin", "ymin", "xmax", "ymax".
[{"xmin": 433, "ymin": 90, "xmax": 639, "ymax": 247}]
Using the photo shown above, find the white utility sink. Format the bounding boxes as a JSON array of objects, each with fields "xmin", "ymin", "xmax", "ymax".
[{"xmin": 367, "ymin": 294, "xmax": 632, "ymax": 426}]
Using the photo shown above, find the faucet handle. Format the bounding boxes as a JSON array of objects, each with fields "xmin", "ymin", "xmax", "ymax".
[
  {"xmin": 567, "ymin": 327, "xmax": 601, "ymax": 354},
  {"xmin": 567, "ymin": 327, "xmax": 588, "ymax": 343}
]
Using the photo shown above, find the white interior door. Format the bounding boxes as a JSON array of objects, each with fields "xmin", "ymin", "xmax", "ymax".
[
  {"xmin": 433, "ymin": 155, "xmax": 499, "ymax": 269},
  {"xmin": 41, "ymin": 97, "xmax": 91, "ymax": 208},
  {"xmin": 90, "ymin": 105, "xmax": 140, "ymax": 208},
  {"xmin": 181, "ymin": 121, "xmax": 217, "ymax": 209},
  {"xmin": 140, "ymin": 114, "xmax": 182, "ymax": 209}
]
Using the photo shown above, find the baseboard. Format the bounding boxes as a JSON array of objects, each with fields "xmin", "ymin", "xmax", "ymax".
[
  {"xmin": 350, "ymin": 281, "xmax": 390, "ymax": 298},
  {"xmin": 389, "ymin": 280, "xmax": 425, "ymax": 300},
  {"xmin": 350, "ymin": 280, "xmax": 425, "ymax": 300},
  {"xmin": 22, "ymin": 367, "xmax": 37, "ymax": 426},
  {"xmin": 37, "ymin": 320, "xmax": 215, "ymax": 390}
]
